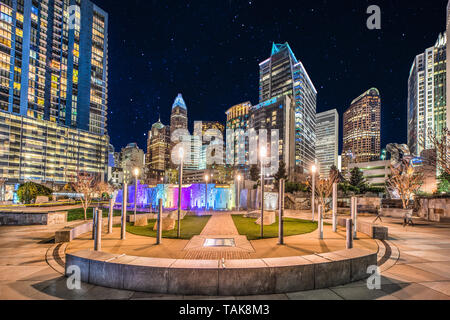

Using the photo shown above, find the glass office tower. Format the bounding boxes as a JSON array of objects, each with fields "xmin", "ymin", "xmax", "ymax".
[{"xmin": 259, "ymin": 43, "xmax": 317, "ymax": 174}]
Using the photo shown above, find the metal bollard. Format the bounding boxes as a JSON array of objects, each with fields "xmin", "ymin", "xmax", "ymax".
[
  {"xmin": 94, "ymin": 209, "xmax": 102, "ymax": 251},
  {"xmin": 354, "ymin": 197, "xmax": 358, "ymax": 239},
  {"xmin": 121, "ymin": 182, "xmax": 128, "ymax": 240},
  {"xmin": 278, "ymin": 179, "xmax": 285, "ymax": 245},
  {"xmin": 92, "ymin": 207, "xmax": 97, "ymax": 240},
  {"xmin": 318, "ymin": 205, "xmax": 324, "ymax": 240},
  {"xmin": 332, "ymin": 182, "xmax": 337, "ymax": 232},
  {"xmin": 156, "ymin": 199, "xmax": 162, "ymax": 245},
  {"xmin": 346, "ymin": 218, "xmax": 353, "ymax": 249},
  {"xmin": 108, "ymin": 198, "xmax": 114, "ymax": 234}
]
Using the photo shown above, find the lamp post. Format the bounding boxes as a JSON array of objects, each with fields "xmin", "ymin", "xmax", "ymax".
[
  {"xmin": 311, "ymin": 165, "xmax": 317, "ymax": 222},
  {"xmin": 204, "ymin": 174, "xmax": 209, "ymax": 211},
  {"xmin": 236, "ymin": 174, "xmax": 242, "ymax": 211},
  {"xmin": 260, "ymin": 146, "xmax": 266, "ymax": 239},
  {"xmin": 177, "ymin": 147, "xmax": 184, "ymax": 238},
  {"xmin": 133, "ymin": 168, "xmax": 139, "ymax": 224}
]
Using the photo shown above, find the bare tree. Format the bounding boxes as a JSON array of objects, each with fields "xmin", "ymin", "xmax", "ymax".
[
  {"xmin": 419, "ymin": 128, "xmax": 450, "ymax": 175},
  {"xmin": 387, "ymin": 163, "xmax": 423, "ymax": 210},
  {"xmin": 71, "ymin": 172, "xmax": 99, "ymax": 220},
  {"xmin": 307, "ymin": 171, "xmax": 338, "ymax": 213}
]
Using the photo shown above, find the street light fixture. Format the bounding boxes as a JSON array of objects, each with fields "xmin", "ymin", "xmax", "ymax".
[
  {"xmin": 311, "ymin": 164, "xmax": 317, "ymax": 222},
  {"xmin": 133, "ymin": 168, "xmax": 140, "ymax": 224},
  {"xmin": 260, "ymin": 146, "xmax": 266, "ymax": 239},
  {"xmin": 177, "ymin": 147, "xmax": 184, "ymax": 238}
]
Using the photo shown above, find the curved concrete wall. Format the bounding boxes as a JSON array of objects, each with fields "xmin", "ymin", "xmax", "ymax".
[{"xmin": 65, "ymin": 248, "xmax": 377, "ymax": 296}]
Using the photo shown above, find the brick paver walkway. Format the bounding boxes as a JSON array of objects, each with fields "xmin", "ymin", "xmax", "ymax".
[{"xmin": 200, "ymin": 212, "xmax": 239, "ymax": 236}]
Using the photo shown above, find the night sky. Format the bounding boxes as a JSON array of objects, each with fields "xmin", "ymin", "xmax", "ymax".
[{"xmin": 95, "ymin": 0, "xmax": 447, "ymax": 153}]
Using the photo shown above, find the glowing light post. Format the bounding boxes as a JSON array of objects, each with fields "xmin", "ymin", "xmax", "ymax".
[
  {"xmin": 133, "ymin": 168, "xmax": 139, "ymax": 224},
  {"xmin": 121, "ymin": 181, "xmax": 128, "ymax": 240},
  {"xmin": 236, "ymin": 174, "xmax": 242, "ymax": 211},
  {"xmin": 311, "ymin": 165, "xmax": 317, "ymax": 222},
  {"xmin": 177, "ymin": 147, "xmax": 184, "ymax": 238},
  {"xmin": 204, "ymin": 174, "xmax": 209, "ymax": 211},
  {"xmin": 260, "ymin": 146, "xmax": 266, "ymax": 239}
]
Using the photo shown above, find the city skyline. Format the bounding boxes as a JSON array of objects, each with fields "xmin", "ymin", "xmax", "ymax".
[{"xmin": 97, "ymin": 0, "xmax": 447, "ymax": 152}]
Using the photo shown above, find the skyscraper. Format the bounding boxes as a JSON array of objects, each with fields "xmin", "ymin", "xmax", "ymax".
[
  {"xmin": 170, "ymin": 93, "xmax": 188, "ymax": 136},
  {"xmin": 343, "ymin": 88, "xmax": 381, "ymax": 171},
  {"xmin": 249, "ymin": 95, "xmax": 296, "ymax": 178},
  {"xmin": 259, "ymin": 43, "xmax": 317, "ymax": 173},
  {"xmin": 316, "ymin": 109, "xmax": 339, "ymax": 178},
  {"xmin": 225, "ymin": 102, "xmax": 251, "ymax": 171},
  {"xmin": 408, "ymin": 33, "xmax": 447, "ymax": 156},
  {"xmin": 147, "ymin": 119, "xmax": 171, "ymax": 171},
  {"xmin": 0, "ymin": 0, "xmax": 109, "ymax": 186},
  {"xmin": 447, "ymin": 0, "xmax": 450, "ymax": 136}
]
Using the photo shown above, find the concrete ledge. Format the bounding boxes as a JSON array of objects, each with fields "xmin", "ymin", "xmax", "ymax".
[
  {"xmin": 65, "ymin": 248, "xmax": 377, "ymax": 296},
  {"xmin": 337, "ymin": 217, "xmax": 388, "ymax": 240},
  {"xmin": 55, "ymin": 221, "xmax": 94, "ymax": 243},
  {"xmin": 0, "ymin": 211, "xmax": 67, "ymax": 226}
]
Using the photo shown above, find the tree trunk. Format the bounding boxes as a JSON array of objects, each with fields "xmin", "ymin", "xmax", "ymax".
[{"xmin": 84, "ymin": 206, "xmax": 87, "ymax": 220}]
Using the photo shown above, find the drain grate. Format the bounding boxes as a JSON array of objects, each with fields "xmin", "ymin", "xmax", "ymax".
[{"xmin": 203, "ymin": 238, "xmax": 236, "ymax": 247}]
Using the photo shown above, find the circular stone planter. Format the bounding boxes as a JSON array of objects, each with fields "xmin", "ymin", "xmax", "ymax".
[{"xmin": 65, "ymin": 248, "xmax": 377, "ymax": 296}]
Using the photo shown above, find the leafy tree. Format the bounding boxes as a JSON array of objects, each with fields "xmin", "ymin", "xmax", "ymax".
[
  {"xmin": 285, "ymin": 181, "xmax": 309, "ymax": 194},
  {"xmin": 17, "ymin": 182, "xmax": 52, "ymax": 204},
  {"xmin": 249, "ymin": 165, "xmax": 259, "ymax": 182},
  {"xmin": 274, "ymin": 160, "xmax": 288, "ymax": 189},
  {"xmin": 349, "ymin": 167, "xmax": 365, "ymax": 187},
  {"xmin": 437, "ymin": 172, "xmax": 450, "ymax": 194}
]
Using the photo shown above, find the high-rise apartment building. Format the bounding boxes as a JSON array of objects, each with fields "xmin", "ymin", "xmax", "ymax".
[
  {"xmin": 447, "ymin": 0, "xmax": 450, "ymax": 136},
  {"xmin": 0, "ymin": 0, "xmax": 108, "ymax": 134},
  {"xmin": 259, "ymin": 43, "xmax": 317, "ymax": 173},
  {"xmin": 0, "ymin": 0, "xmax": 109, "ymax": 186},
  {"xmin": 408, "ymin": 33, "xmax": 447, "ymax": 156},
  {"xmin": 316, "ymin": 109, "xmax": 339, "ymax": 178},
  {"xmin": 342, "ymin": 88, "xmax": 381, "ymax": 172}
]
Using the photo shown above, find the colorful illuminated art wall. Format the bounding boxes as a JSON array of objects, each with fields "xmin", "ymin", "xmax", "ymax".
[{"xmin": 115, "ymin": 184, "xmax": 236, "ymax": 211}]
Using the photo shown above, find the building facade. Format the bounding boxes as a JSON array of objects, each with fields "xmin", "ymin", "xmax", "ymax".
[
  {"xmin": 259, "ymin": 43, "xmax": 317, "ymax": 174},
  {"xmin": 408, "ymin": 33, "xmax": 447, "ymax": 156},
  {"xmin": 316, "ymin": 109, "xmax": 339, "ymax": 178},
  {"xmin": 119, "ymin": 143, "xmax": 144, "ymax": 183},
  {"xmin": 348, "ymin": 160, "xmax": 390, "ymax": 188},
  {"xmin": 0, "ymin": 0, "xmax": 108, "ymax": 135},
  {"xmin": 0, "ymin": 0, "xmax": 109, "ymax": 187},
  {"xmin": 146, "ymin": 119, "xmax": 170, "ymax": 171},
  {"xmin": 225, "ymin": 101, "xmax": 251, "ymax": 172},
  {"xmin": 249, "ymin": 95, "xmax": 296, "ymax": 178},
  {"xmin": 343, "ymin": 88, "xmax": 381, "ymax": 172},
  {"xmin": 0, "ymin": 111, "xmax": 108, "ymax": 185},
  {"xmin": 170, "ymin": 93, "xmax": 188, "ymax": 136}
]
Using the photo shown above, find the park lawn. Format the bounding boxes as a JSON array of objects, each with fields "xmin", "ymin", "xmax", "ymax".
[
  {"xmin": 232, "ymin": 215, "xmax": 318, "ymax": 240},
  {"xmin": 125, "ymin": 215, "xmax": 211, "ymax": 240},
  {"xmin": 67, "ymin": 207, "xmax": 124, "ymax": 222}
]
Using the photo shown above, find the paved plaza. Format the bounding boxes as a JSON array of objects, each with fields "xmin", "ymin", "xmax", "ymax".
[{"xmin": 0, "ymin": 211, "xmax": 450, "ymax": 300}]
